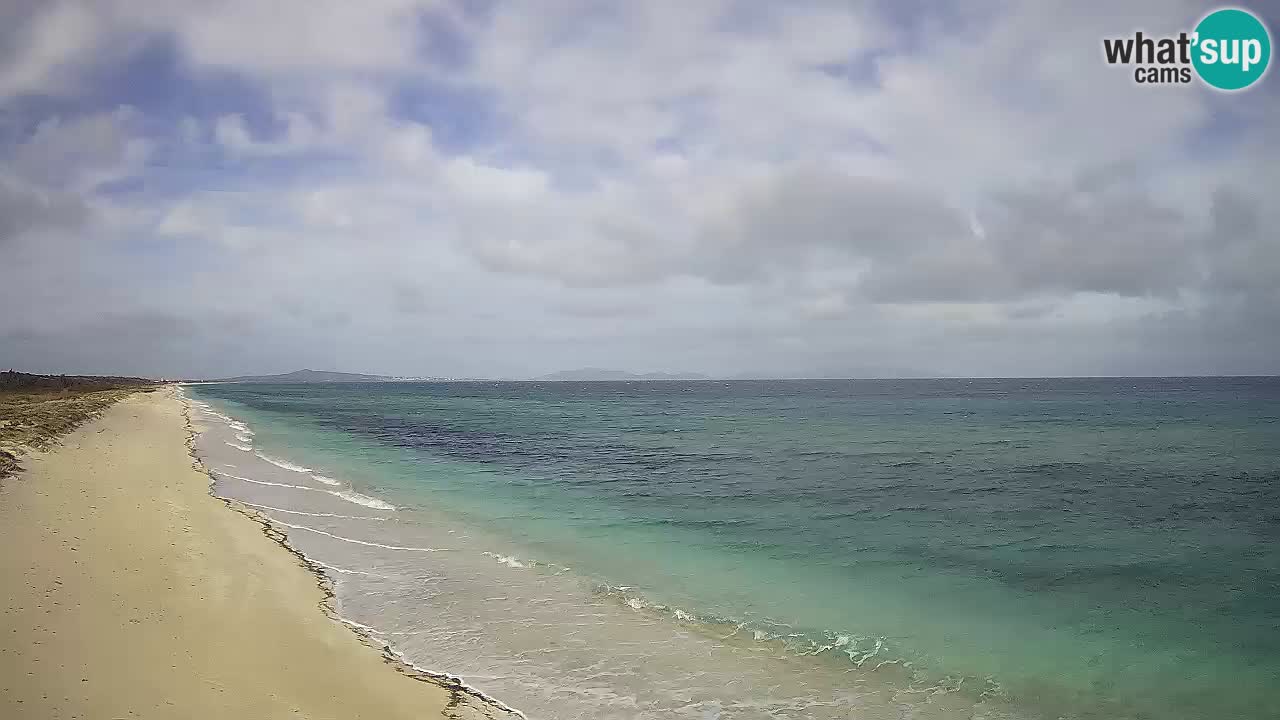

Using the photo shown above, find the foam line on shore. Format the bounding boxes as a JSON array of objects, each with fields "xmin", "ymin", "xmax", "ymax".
[
  {"xmin": 269, "ymin": 519, "xmax": 443, "ymax": 552},
  {"xmin": 239, "ymin": 500, "xmax": 389, "ymax": 522},
  {"xmin": 329, "ymin": 489, "xmax": 398, "ymax": 511},
  {"xmin": 374, "ymin": 642, "xmax": 531, "ymax": 719},
  {"xmin": 216, "ymin": 470, "xmax": 398, "ymax": 510},
  {"xmin": 309, "ymin": 557, "xmax": 387, "ymax": 578},
  {"xmin": 256, "ymin": 451, "xmax": 313, "ymax": 473},
  {"xmin": 217, "ymin": 471, "xmax": 317, "ymax": 491}
]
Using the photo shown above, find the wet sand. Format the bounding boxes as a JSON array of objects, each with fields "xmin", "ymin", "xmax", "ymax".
[{"xmin": 0, "ymin": 388, "xmax": 514, "ymax": 719}]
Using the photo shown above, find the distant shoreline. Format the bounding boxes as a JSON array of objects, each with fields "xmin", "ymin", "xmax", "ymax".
[{"xmin": 181, "ymin": 374, "xmax": 1280, "ymax": 384}]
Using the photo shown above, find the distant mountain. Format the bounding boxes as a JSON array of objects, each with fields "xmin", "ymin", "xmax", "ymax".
[
  {"xmin": 207, "ymin": 369, "xmax": 398, "ymax": 383},
  {"xmin": 535, "ymin": 368, "xmax": 710, "ymax": 381},
  {"xmin": 728, "ymin": 363, "xmax": 944, "ymax": 380}
]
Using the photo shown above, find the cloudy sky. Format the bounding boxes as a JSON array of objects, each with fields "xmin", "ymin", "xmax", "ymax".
[{"xmin": 2, "ymin": 0, "xmax": 1277, "ymax": 379}]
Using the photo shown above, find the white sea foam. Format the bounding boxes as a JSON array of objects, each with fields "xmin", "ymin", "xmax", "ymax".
[
  {"xmin": 626, "ymin": 597, "xmax": 646, "ymax": 611},
  {"xmin": 239, "ymin": 500, "xmax": 389, "ymax": 521},
  {"xmin": 217, "ymin": 471, "xmax": 396, "ymax": 511},
  {"xmin": 339, "ymin": 616, "xmax": 382, "ymax": 632},
  {"xmin": 226, "ymin": 441, "xmax": 253, "ymax": 452},
  {"xmin": 312, "ymin": 474, "xmax": 342, "ymax": 486},
  {"xmin": 483, "ymin": 552, "xmax": 527, "ymax": 569},
  {"xmin": 218, "ymin": 471, "xmax": 315, "ymax": 491},
  {"xmin": 255, "ymin": 451, "xmax": 312, "ymax": 473},
  {"xmin": 850, "ymin": 638, "xmax": 885, "ymax": 667},
  {"xmin": 309, "ymin": 557, "xmax": 384, "ymax": 578},
  {"xmin": 216, "ymin": 468, "xmax": 394, "ymax": 507},
  {"xmin": 234, "ymin": 432, "xmax": 254, "ymax": 444},
  {"xmin": 269, "ymin": 519, "xmax": 440, "ymax": 551},
  {"xmin": 331, "ymin": 489, "xmax": 398, "ymax": 511},
  {"xmin": 372, "ymin": 643, "xmax": 529, "ymax": 719}
]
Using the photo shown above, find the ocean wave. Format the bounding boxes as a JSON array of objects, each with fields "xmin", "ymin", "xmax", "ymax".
[
  {"xmin": 589, "ymin": 583, "xmax": 916, "ymax": 679},
  {"xmin": 226, "ymin": 441, "xmax": 253, "ymax": 452},
  {"xmin": 370, "ymin": 637, "xmax": 530, "ymax": 719},
  {"xmin": 339, "ymin": 616, "xmax": 382, "ymax": 633},
  {"xmin": 217, "ymin": 471, "xmax": 316, "ymax": 491},
  {"xmin": 217, "ymin": 470, "xmax": 397, "ymax": 510},
  {"xmin": 269, "ymin": 519, "xmax": 440, "ymax": 551},
  {"xmin": 308, "ymin": 557, "xmax": 386, "ymax": 578},
  {"xmin": 184, "ymin": 396, "xmax": 250, "ymax": 437},
  {"xmin": 239, "ymin": 500, "xmax": 389, "ymax": 521},
  {"xmin": 312, "ymin": 474, "xmax": 342, "ymax": 486},
  {"xmin": 255, "ymin": 451, "xmax": 313, "ymax": 473},
  {"xmin": 199, "ymin": 407, "xmax": 234, "ymax": 423},
  {"xmin": 330, "ymin": 489, "xmax": 398, "ymax": 511},
  {"xmin": 483, "ymin": 551, "xmax": 528, "ymax": 569}
]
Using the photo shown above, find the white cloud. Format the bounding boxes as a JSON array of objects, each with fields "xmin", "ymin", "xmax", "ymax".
[{"xmin": 2, "ymin": 0, "xmax": 1277, "ymax": 377}]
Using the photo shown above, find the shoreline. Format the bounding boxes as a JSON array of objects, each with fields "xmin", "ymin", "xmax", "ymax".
[
  {"xmin": 1, "ymin": 387, "xmax": 521, "ymax": 719},
  {"xmin": 176, "ymin": 388, "xmax": 528, "ymax": 718}
]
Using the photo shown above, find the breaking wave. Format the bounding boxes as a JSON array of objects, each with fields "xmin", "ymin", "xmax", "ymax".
[{"xmin": 255, "ymin": 451, "xmax": 312, "ymax": 473}]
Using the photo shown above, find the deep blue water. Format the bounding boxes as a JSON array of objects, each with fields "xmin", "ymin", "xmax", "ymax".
[{"xmin": 192, "ymin": 377, "xmax": 1280, "ymax": 719}]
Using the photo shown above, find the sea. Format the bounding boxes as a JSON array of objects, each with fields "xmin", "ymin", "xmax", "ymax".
[{"xmin": 183, "ymin": 378, "xmax": 1279, "ymax": 720}]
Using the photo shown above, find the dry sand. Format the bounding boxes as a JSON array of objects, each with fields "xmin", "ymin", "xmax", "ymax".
[{"xmin": 0, "ymin": 388, "xmax": 514, "ymax": 719}]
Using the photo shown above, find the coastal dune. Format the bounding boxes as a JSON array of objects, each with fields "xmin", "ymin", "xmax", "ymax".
[{"xmin": 0, "ymin": 388, "xmax": 511, "ymax": 719}]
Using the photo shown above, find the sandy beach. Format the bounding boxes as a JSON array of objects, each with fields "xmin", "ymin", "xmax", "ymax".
[{"xmin": 0, "ymin": 388, "xmax": 513, "ymax": 719}]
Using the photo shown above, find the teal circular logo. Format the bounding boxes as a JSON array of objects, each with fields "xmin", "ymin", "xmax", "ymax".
[{"xmin": 1192, "ymin": 8, "xmax": 1271, "ymax": 90}]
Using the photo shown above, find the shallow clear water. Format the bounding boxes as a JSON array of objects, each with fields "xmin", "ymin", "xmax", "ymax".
[{"xmin": 186, "ymin": 378, "xmax": 1280, "ymax": 719}]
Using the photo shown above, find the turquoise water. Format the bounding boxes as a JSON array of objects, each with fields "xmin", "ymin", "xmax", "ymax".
[{"xmin": 190, "ymin": 378, "xmax": 1280, "ymax": 719}]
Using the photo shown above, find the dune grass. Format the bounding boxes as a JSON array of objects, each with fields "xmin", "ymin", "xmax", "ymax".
[{"xmin": 0, "ymin": 372, "xmax": 160, "ymax": 478}]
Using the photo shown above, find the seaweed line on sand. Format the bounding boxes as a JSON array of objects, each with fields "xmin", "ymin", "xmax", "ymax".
[{"xmin": 177, "ymin": 389, "xmax": 527, "ymax": 719}]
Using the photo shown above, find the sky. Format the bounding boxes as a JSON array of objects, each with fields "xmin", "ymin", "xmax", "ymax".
[{"xmin": 1, "ymin": 0, "xmax": 1278, "ymax": 379}]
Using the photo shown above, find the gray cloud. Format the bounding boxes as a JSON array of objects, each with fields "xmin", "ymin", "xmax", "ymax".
[
  {"xmin": 458, "ymin": 164, "xmax": 1270, "ymax": 310},
  {"xmin": 1202, "ymin": 186, "xmax": 1279, "ymax": 300},
  {"xmin": 858, "ymin": 170, "xmax": 1201, "ymax": 302},
  {"xmin": 0, "ymin": 176, "xmax": 88, "ymax": 245},
  {"xmin": 391, "ymin": 284, "xmax": 429, "ymax": 315},
  {"xmin": 12, "ymin": 110, "xmax": 141, "ymax": 188},
  {"xmin": 689, "ymin": 170, "xmax": 966, "ymax": 285},
  {"xmin": 0, "ymin": 311, "xmax": 190, "ymax": 376}
]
